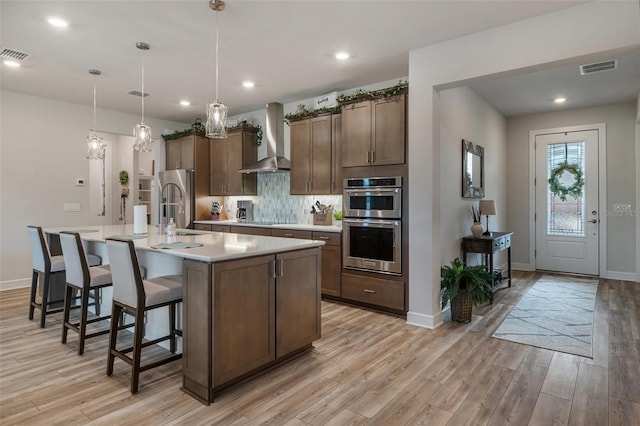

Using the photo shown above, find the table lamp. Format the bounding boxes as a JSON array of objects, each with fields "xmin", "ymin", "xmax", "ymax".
[{"xmin": 478, "ymin": 199, "xmax": 496, "ymax": 236}]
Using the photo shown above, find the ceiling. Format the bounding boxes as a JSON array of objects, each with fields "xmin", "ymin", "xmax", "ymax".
[{"xmin": 0, "ymin": 0, "xmax": 589, "ymax": 124}]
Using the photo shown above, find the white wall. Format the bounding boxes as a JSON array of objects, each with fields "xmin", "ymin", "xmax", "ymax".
[
  {"xmin": 507, "ymin": 102, "xmax": 637, "ymax": 276},
  {"xmin": 407, "ymin": 1, "xmax": 640, "ymax": 328},
  {"xmin": 439, "ymin": 87, "xmax": 507, "ymax": 266},
  {"xmin": 0, "ymin": 90, "xmax": 187, "ymax": 286}
]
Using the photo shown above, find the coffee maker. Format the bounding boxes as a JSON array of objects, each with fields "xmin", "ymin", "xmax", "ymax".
[{"xmin": 236, "ymin": 200, "xmax": 254, "ymax": 222}]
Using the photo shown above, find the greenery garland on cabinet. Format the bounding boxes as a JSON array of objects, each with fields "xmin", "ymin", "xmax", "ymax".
[
  {"xmin": 336, "ymin": 80, "xmax": 408, "ymax": 105},
  {"xmin": 548, "ymin": 162, "xmax": 584, "ymax": 201}
]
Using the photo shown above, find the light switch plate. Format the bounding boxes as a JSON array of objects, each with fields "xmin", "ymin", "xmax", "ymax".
[{"xmin": 64, "ymin": 203, "xmax": 81, "ymax": 212}]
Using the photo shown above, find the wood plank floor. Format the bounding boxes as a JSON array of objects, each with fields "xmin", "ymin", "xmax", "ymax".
[{"xmin": 1, "ymin": 271, "xmax": 639, "ymax": 425}]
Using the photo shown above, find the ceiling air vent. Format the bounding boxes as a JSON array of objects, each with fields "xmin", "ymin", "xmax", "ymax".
[
  {"xmin": 127, "ymin": 90, "xmax": 150, "ymax": 97},
  {"xmin": 0, "ymin": 47, "xmax": 30, "ymax": 62},
  {"xmin": 579, "ymin": 59, "xmax": 618, "ymax": 75}
]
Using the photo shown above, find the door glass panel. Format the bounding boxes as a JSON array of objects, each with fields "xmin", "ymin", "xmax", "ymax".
[{"xmin": 547, "ymin": 142, "xmax": 585, "ymax": 236}]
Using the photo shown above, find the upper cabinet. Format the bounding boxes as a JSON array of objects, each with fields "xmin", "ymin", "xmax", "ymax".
[
  {"xmin": 166, "ymin": 134, "xmax": 207, "ymax": 171},
  {"xmin": 341, "ymin": 93, "xmax": 406, "ymax": 167},
  {"xmin": 210, "ymin": 127, "xmax": 258, "ymax": 196},
  {"xmin": 289, "ymin": 113, "xmax": 342, "ymax": 195}
]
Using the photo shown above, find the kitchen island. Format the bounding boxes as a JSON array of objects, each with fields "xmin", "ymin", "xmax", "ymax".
[{"xmin": 44, "ymin": 224, "xmax": 323, "ymax": 404}]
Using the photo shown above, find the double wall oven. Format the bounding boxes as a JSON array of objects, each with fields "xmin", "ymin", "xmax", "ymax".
[{"xmin": 343, "ymin": 177, "xmax": 402, "ymax": 275}]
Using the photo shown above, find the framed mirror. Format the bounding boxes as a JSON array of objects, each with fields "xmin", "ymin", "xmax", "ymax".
[{"xmin": 462, "ymin": 139, "xmax": 485, "ymax": 198}]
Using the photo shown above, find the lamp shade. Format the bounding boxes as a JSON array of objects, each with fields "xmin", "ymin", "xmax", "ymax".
[{"xmin": 479, "ymin": 199, "xmax": 496, "ymax": 216}]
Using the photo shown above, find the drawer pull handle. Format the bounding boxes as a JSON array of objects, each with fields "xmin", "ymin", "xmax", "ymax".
[
  {"xmin": 318, "ymin": 236, "xmax": 329, "ymax": 240},
  {"xmin": 284, "ymin": 233, "xmax": 294, "ymax": 237},
  {"xmin": 364, "ymin": 289, "xmax": 375, "ymax": 294}
]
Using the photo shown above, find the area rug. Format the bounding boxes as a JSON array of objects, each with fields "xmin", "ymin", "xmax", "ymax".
[{"xmin": 492, "ymin": 275, "xmax": 598, "ymax": 357}]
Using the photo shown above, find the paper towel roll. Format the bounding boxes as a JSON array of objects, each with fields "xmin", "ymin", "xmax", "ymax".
[{"xmin": 133, "ymin": 205, "xmax": 147, "ymax": 234}]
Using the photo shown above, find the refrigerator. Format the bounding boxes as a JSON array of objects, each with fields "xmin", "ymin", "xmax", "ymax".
[{"xmin": 158, "ymin": 169, "xmax": 195, "ymax": 229}]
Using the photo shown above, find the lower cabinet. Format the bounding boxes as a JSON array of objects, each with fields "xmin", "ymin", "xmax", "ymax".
[
  {"xmin": 182, "ymin": 247, "xmax": 321, "ymax": 404},
  {"xmin": 341, "ymin": 273, "xmax": 405, "ymax": 312},
  {"xmin": 313, "ymin": 232, "xmax": 341, "ymax": 297},
  {"xmin": 229, "ymin": 225, "xmax": 271, "ymax": 236}
]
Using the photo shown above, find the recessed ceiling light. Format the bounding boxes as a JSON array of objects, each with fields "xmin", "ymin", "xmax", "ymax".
[
  {"xmin": 335, "ymin": 52, "xmax": 350, "ymax": 60},
  {"xmin": 554, "ymin": 97, "xmax": 567, "ymax": 104},
  {"xmin": 3, "ymin": 60, "xmax": 20, "ymax": 68},
  {"xmin": 180, "ymin": 100, "xmax": 191, "ymax": 106},
  {"xmin": 242, "ymin": 81, "xmax": 255, "ymax": 88},
  {"xmin": 47, "ymin": 17, "xmax": 68, "ymax": 27}
]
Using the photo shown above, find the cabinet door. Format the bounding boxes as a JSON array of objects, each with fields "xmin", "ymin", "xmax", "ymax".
[
  {"xmin": 241, "ymin": 131, "xmax": 258, "ymax": 195},
  {"xmin": 289, "ymin": 120, "xmax": 311, "ymax": 195},
  {"xmin": 230, "ymin": 226, "xmax": 271, "ymax": 236},
  {"xmin": 225, "ymin": 131, "xmax": 244, "ymax": 195},
  {"xmin": 309, "ymin": 116, "xmax": 332, "ymax": 194},
  {"xmin": 371, "ymin": 94, "xmax": 405, "ymax": 165},
  {"xmin": 331, "ymin": 114, "xmax": 342, "ymax": 194},
  {"xmin": 342, "ymin": 101, "xmax": 372, "ymax": 167},
  {"xmin": 166, "ymin": 141, "xmax": 182, "ymax": 170},
  {"xmin": 320, "ymin": 244, "xmax": 341, "ymax": 296},
  {"xmin": 181, "ymin": 138, "xmax": 195, "ymax": 170},
  {"xmin": 209, "ymin": 139, "xmax": 227, "ymax": 195},
  {"xmin": 213, "ymin": 255, "xmax": 275, "ymax": 386},
  {"xmin": 275, "ymin": 248, "xmax": 321, "ymax": 358}
]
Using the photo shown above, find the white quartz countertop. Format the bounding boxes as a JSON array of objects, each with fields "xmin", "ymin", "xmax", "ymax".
[
  {"xmin": 45, "ymin": 224, "xmax": 324, "ymax": 263},
  {"xmin": 194, "ymin": 220, "xmax": 342, "ymax": 233}
]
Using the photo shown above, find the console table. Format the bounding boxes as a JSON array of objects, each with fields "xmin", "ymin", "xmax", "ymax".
[{"xmin": 461, "ymin": 232, "xmax": 512, "ymax": 289}]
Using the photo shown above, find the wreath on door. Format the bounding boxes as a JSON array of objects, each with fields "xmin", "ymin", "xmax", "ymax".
[{"xmin": 548, "ymin": 162, "xmax": 584, "ymax": 201}]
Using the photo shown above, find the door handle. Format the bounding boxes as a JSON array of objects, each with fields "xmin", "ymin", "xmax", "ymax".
[{"xmin": 589, "ymin": 219, "xmax": 598, "ymax": 223}]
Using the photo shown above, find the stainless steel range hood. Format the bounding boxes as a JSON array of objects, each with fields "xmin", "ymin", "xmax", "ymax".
[{"xmin": 238, "ymin": 102, "xmax": 290, "ymax": 173}]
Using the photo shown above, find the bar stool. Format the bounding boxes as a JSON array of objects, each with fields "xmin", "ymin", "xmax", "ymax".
[
  {"xmin": 27, "ymin": 226, "xmax": 101, "ymax": 328},
  {"xmin": 105, "ymin": 237, "xmax": 183, "ymax": 394},
  {"xmin": 59, "ymin": 232, "xmax": 113, "ymax": 355}
]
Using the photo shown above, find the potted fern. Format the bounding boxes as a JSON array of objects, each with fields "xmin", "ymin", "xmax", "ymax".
[{"xmin": 441, "ymin": 258, "xmax": 494, "ymax": 322}]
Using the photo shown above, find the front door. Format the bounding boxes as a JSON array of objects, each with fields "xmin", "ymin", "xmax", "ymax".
[{"xmin": 535, "ymin": 129, "xmax": 599, "ymax": 275}]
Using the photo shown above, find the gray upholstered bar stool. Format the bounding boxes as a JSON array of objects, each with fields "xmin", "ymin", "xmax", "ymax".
[
  {"xmin": 27, "ymin": 226, "xmax": 101, "ymax": 328},
  {"xmin": 59, "ymin": 232, "xmax": 113, "ymax": 355},
  {"xmin": 105, "ymin": 237, "xmax": 183, "ymax": 394}
]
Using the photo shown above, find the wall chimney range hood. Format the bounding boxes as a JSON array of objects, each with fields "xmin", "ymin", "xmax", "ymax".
[{"xmin": 238, "ymin": 102, "xmax": 290, "ymax": 173}]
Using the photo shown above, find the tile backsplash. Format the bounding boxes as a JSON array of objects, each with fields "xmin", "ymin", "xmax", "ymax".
[{"xmin": 224, "ymin": 173, "xmax": 342, "ymax": 224}]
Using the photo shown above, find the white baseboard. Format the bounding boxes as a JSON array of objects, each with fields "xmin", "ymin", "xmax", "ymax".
[
  {"xmin": 1, "ymin": 278, "xmax": 31, "ymax": 291},
  {"xmin": 512, "ymin": 262, "xmax": 533, "ymax": 271},
  {"xmin": 603, "ymin": 270, "xmax": 639, "ymax": 282},
  {"xmin": 406, "ymin": 310, "xmax": 443, "ymax": 329}
]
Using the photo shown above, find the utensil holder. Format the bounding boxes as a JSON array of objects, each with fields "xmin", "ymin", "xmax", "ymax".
[{"xmin": 313, "ymin": 209, "xmax": 333, "ymax": 226}]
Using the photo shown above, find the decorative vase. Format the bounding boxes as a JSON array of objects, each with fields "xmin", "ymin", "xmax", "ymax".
[{"xmin": 471, "ymin": 222, "xmax": 484, "ymax": 238}]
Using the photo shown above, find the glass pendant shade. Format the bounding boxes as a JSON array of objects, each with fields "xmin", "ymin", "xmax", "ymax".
[
  {"xmin": 133, "ymin": 122, "xmax": 153, "ymax": 152},
  {"xmin": 86, "ymin": 133, "xmax": 104, "ymax": 159},
  {"xmin": 206, "ymin": 101, "xmax": 227, "ymax": 138}
]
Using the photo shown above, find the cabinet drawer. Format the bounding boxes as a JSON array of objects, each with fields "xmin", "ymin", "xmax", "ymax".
[
  {"xmin": 229, "ymin": 226, "xmax": 271, "ymax": 236},
  {"xmin": 312, "ymin": 232, "xmax": 340, "ymax": 246},
  {"xmin": 193, "ymin": 224, "xmax": 212, "ymax": 231},
  {"xmin": 341, "ymin": 273, "xmax": 405, "ymax": 311},
  {"xmin": 211, "ymin": 225, "xmax": 230, "ymax": 233},
  {"xmin": 271, "ymin": 229, "xmax": 312, "ymax": 239}
]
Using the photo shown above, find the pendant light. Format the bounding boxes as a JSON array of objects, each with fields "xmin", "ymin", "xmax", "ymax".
[
  {"xmin": 86, "ymin": 69, "xmax": 104, "ymax": 160},
  {"xmin": 133, "ymin": 42, "xmax": 153, "ymax": 151},
  {"xmin": 206, "ymin": 0, "xmax": 228, "ymax": 139}
]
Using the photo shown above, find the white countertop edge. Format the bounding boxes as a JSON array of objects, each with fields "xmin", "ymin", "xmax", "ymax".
[{"xmin": 195, "ymin": 220, "xmax": 342, "ymax": 233}]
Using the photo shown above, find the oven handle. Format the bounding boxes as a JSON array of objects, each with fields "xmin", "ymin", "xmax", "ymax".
[
  {"xmin": 344, "ymin": 188, "xmax": 400, "ymax": 195},
  {"xmin": 343, "ymin": 218, "xmax": 401, "ymax": 226}
]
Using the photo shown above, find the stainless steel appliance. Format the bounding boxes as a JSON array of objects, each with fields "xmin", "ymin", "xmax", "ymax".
[
  {"xmin": 343, "ymin": 176, "xmax": 403, "ymax": 275},
  {"xmin": 343, "ymin": 176, "xmax": 402, "ymax": 219},
  {"xmin": 158, "ymin": 169, "xmax": 195, "ymax": 230},
  {"xmin": 236, "ymin": 200, "xmax": 254, "ymax": 222}
]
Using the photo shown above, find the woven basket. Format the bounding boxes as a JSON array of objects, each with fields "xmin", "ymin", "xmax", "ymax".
[{"xmin": 450, "ymin": 289, "xmax": 472, "ymax": 323}]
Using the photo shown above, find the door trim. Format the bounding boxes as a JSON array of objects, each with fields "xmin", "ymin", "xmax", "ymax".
[{"xmin": 528, "ymin": 123, "xmax": 607, "ymax": 276}]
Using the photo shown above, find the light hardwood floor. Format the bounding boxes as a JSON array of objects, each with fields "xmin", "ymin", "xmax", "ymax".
[{"xmin": 1, "ymin": 271, "xmax": 639, "ymax": 425}]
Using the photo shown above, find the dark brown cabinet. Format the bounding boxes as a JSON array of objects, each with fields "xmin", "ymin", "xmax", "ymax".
[
  {"xmin": 182, "ymin": 247, "xmax": 321, "ymax": 403},
  {"xmin": 313, "ymin": 231, "xmax": 341, "ymax": 297},
  {"xmin": 228, "ymin": 225, "xmax": 271, "ymax": 236},
  {"xmin": 209, "ymin": 127, "xmax": 258, "ymax": 196},
  {"xmin": 289, "ymin": 114, "xmax": 342, "ymax": 195},
  {"xmin": 164, "ymin": 135, "xmax": 211, "ymax": 220},
  {"xmin": 341, "ymin": 94, "xmax": 406, "ymax": 167}
]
